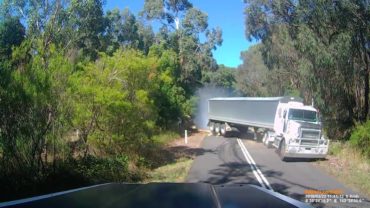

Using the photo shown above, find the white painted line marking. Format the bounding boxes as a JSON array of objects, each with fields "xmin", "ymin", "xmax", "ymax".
[
  {"xmin": 237, "ymin": 138, "xmax": 274, "ymax": 191},
  {"xmin": 237, "ymin": 139, "xmax": 266, "ymax": 189}
]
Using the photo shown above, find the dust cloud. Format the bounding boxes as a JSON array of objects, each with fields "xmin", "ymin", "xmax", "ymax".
[{"xmin": 193, "ymin": 86, "xmax": 237, "ymax": 129}]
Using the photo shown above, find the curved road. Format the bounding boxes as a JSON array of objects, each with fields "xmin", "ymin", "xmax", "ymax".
[{"xmin": 187, "ymin": 132, "xmax": 369, "ymax": 208}]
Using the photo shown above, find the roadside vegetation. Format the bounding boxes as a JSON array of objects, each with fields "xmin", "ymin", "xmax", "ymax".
[
  {"xmin": 239, "ymin": 0, "xmax": 370, "ymax": 194},
  {"xmin": 0, "ymin": 0, "xmax": 224, "ymax": 202},
  {"xmin": 147, "ymin": 158, "xmax": 193, "ymax": 183},
  {"xmin": 146, "ymin": 131, "xmax": 206, "ymax": 183},
  {"xmin": 316, "ymin": 141, "xmax": 370, "ymax": 198}
]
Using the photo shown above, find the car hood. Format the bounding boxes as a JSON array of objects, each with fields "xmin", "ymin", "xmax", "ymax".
[{"xmin": 0, "ymin": 183, "xmax": 312, "ymax": 208}]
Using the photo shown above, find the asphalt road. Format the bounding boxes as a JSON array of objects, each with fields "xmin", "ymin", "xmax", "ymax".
[{"xmin": 187, "ymin": 132, "xmax": 370, "ymax": 208}]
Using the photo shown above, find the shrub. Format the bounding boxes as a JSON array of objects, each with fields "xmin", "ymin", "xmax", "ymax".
[
  {"xmin": 349, "ymin": 121, "xmax": 370, "ymax": 159},
  {"xmin": 75, "ymin": 155, "xmax": 130, "ymax": 183},
  {"xmin": 328, "ymin": 141, "xmax": 343, "ymax": 156}
]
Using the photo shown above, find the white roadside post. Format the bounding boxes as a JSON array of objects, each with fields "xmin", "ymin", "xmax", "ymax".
[{"xmin": 185, "ymin": 130, "xmax": 188, "ymax": 144}]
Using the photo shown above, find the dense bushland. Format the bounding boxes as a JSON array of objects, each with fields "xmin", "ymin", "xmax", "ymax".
[{"xmin": 0, "ymin": 0, "xmax": 223, "ymax": 201}]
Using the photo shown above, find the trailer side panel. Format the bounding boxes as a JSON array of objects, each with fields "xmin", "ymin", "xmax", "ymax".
[{"xmin": 208, "ymin": 97, "xmax": 281, "ymax": 129}]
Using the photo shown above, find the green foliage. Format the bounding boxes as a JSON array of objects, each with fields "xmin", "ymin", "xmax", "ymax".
[
  {"xmin": 236, "ymin": 44, "xmax": 270, "ymax": 96},
  {"xmin": 104, "ymin": 8, "xmax": 154, "ymax": 54},
  {"xmin": 67, "ymin": 0, "xmax": 106, "ymax": 60},
  {"xmin": 75, "ymin": 155, "xmax": 130, "ymax": 183},
  {"xmin": 243, "ymin": 0, "xmax": 370, "ymax": 140},
  {"xmin": 148, "ymin": 45, "xmax": 190, "ymax": 126},
  {"xmin": 202, "ymin": 65, "xmax": 236, "ymax": 89},
  {"xmin": 0, "ymin": 16, "xmax": 24, "ymax": 59},
  {"xmin": 141, "ymin": 0, "xmax": 192, "ymax": 30},
  {"xmin": 328, "ymin": 141, "xmax": 343, "ymax": 156},
  {"xmin": 350, "ymin": 121, "xmax": 370, "ymax": 158},
  {"xmin": 0, "ymin": 0, "xmax": 222, "ymax": 200},
  {"xmin": 141, "ymin": 0, "xmax": 222, "ymax": 92},
  {"xmin": 68, "ymin": 49, "xmax": 158, "ymax": 155},
  {"xmin": 152, "ymin": 131, "xmax": 180, "ymax": 144}
]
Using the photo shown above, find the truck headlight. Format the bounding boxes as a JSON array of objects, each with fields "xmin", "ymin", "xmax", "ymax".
[
  {"xmin": 289, "ymin": 138, "xmax": 300, "ymax": 144},
  {"xmin": 320, "ymin": 136, "xmax": 328, "ymax": 145},
  {"xmin": 293, "ymin": 127, "xmax": 300, "ymax": 139}
]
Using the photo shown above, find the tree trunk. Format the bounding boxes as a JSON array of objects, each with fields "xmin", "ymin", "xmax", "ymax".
[{"xmin": 363, "ymin": 57, "xmax": 369, "ymax": 121}]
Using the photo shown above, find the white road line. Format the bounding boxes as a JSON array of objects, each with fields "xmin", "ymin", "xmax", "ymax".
[
  {"xmin": 237, "ymin": 139, "xmax": 266, "ymax": 189},
  {"xmin": 237, "ymin": 138, "xmax": 274, "ymax": 191}
]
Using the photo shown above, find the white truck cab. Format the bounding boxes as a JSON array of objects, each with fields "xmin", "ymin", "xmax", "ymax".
[{"xmin": 268, "ymin": 100, "xmax": 329, "ymax": 160}]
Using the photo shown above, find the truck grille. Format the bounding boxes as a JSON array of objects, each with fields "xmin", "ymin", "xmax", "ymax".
[
  {"xmin": 301, "ymin": 130, "xmax": 320, "ymax": 139},
  {"xmin": 300, "ymin": 129, "xmax": 320, "ymax": 146},
  {"xmin": 300, "ymin": 139, "xmax": 319, "ymax": 146}
]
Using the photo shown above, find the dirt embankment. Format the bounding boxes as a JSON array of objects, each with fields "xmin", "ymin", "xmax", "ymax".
[
  {"xmin": 165, "ymin": 130, "xmax": 208, "ymax": 159},
  {"xmin": 145, "ymin": 130, "xmax": 208, "ymax": 183}
]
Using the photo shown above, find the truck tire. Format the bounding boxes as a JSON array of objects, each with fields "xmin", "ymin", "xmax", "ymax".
[
  {"xmin": 215, "ymin": 123, "xmax": 221, "ymax": 135},
  {"xmin": 209, "ymin": 122, "xmax": 215, "ymax": 133},
  {"xmin": 253, "ymin": 127, "xmax": 259, "ymax": 141},
  {"xmin": 263, "ymin": 132, "xmax": 273, "ymax": 148},
  {"xmin": 220, "ymin": 124, "xmax": 226, "ymax": 136},
  {"xmin": 263, "ymin": 132, "xmax": 269, "ymax": 148},
  {"xmin": 278, "ymin": 140, "xmax": 287, "ymax": 161}
]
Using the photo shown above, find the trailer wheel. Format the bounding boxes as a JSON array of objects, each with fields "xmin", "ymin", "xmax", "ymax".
[
  {"xmin": 263, "ymin": 132, "xmax": 268, "ymax": 145},
  {"xmin": 209, "ymin": 122, "xmax": 215, "ymax": 133},
  {"xmin": 278, "ymin": 140, "xmax": 287, "ymax": 161},
  {"xmin": 220, "ymin": 124, "xmax": 226, "ymax": 136}
]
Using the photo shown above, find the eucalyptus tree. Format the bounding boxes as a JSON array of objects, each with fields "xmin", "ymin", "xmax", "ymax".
[
  {"xmin": 202, "ymin": 64, "xmax": 236, "ymax": 89},
  {"xmin": 105, "ymin": 8, "xmax": 154, "ymax": 55},
  {"xmin": 0, "ymin": 16, "xmax": 25, "ymax": 60},
  {"xmin": 141, "ymin": 0, "xmax": 222, "ymax": 93}
]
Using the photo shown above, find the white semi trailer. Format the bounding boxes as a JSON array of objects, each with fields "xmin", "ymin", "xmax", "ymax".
[{"xmin": 207, "ymin": 97, "xmax": 329, "ymax": 160}]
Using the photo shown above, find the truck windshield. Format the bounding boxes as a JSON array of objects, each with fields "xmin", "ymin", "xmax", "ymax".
[{"xmin": 288, "ymin": 109, "xmax": 317, "ymax": 122}]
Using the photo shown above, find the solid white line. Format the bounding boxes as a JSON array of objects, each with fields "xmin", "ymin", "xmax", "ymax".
[
  {"xmin": 237, "ymin": 139, "xmax": 266, "ymax": 189},
  {"xmin": 237, "ymin": 138, "xmax": 274, "ymax": 191},
  {"xmin": 238, "ymin": 139, "xmax": 273, "ymax": 190}
]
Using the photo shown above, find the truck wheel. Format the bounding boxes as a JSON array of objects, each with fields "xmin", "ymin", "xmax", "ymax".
[
  {"xmin": 220, "ymin": 124, "xmax": 226, "ymax": 136},
  {"xmin": 278, "ymin": 140, "xmax": 287, "ymax": 161},
  {"xmin": 215, "ymin": 123, "xmax": 220, "ymax": 135},
  {"xmin": 263, "ymin": 132, "xmax": 272, "ymax": 148}
]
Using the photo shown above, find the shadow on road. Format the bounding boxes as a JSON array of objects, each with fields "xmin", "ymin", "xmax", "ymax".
[
  {"xmin": 201, "ymin": 162, "xmax": 260, "ymax": 185},
  {"xmin": 199, "ymin": 160, "xmax": 327, "ymax": 207}
]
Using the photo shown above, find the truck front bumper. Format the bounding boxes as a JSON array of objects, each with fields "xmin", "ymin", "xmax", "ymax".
[
  {"xmin": 284, "ymin": 145, "xmax": 328, "ymax": 159},
  {"xmin": 283, "ymin": 152, "xmax": 327, "ymax": 159}
]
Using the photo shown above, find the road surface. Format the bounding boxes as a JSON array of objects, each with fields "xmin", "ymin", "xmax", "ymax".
[{"xmin": 187, "ymin": 131, "xmax": 370, "ymax": 208}]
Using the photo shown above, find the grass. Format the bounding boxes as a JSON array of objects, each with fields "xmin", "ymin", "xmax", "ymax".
[
  {"xmin": 152, "ymin": 131, "xmax": 180, "ymax": 145},
  {"xmin": 327, "ymin": 140, "xmax": 343, "ymax": 155},
  {"xmin": 146, "ymin": 157, "xmax": 193, "ymax": 183},
  {"xmin": 316, "ymin": 141, "xmax": 370, "ymax": 198}
]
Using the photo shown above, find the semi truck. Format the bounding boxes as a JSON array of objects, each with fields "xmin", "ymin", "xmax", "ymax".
[{"xmin": 207, "ymin": 97, "xmax": 329, "ymax": 160}]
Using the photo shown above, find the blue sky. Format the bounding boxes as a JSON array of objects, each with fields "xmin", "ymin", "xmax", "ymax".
[{"xmin": 105, "ymin": 0, "xmax": 256, "ymax": 68}]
